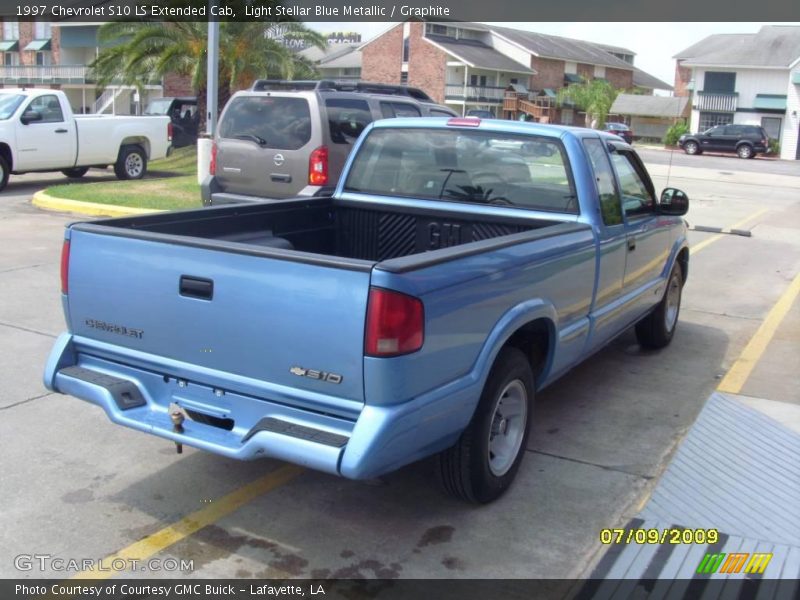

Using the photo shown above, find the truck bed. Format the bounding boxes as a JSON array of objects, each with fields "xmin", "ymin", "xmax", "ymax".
[{"xmin": 83, "ymin": 197, "xmax": 569, "ymax": 269}]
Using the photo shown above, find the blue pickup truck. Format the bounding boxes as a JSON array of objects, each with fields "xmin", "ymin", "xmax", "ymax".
[{"xmin": 44, "ymin": 117, "xmax": 689, "ymax": 503}]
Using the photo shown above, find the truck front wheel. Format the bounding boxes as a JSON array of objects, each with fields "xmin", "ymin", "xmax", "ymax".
[
  {"xmin": 0, "ymin": 155, "xmax": 9, "ymax": 192},
  {"xmin": 436, "ymin": 347, "xmax": 534, "ymax": 504},
  {"xmin": 635, "ymin": 263, "xmax": 683, "ymax": 349},
  {"xmin": 114, "ymin": 145, "xmax": 147, "ymax": 180}
]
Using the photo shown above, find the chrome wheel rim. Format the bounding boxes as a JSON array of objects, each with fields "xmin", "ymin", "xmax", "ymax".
[
  {"xmin": 487, "ymin": 379, "xmax": 528, "ymax": 476},
  {"xmin": 125, "ymin": 153, "xmax": 144, "ymax": 177},
  {"xmin": 665, "ymin": 271, "xmax": 682, "ymax": 332},
  {"xmin": 739, "ymin": 146, "xmax": 751, "ymax": 158},
  {"xmin": 685, "ymin": 142, "xmax": 697, "ymax": 155}
]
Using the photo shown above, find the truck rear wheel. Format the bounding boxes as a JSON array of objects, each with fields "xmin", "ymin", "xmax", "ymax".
[
  {"xmin": 0, "ymin": 155, "xmax": 9, "ymax": 192},
  {"xmin": 436, "ymin": 347, "xmax": 534, "ymax": 504},
  {"xmin": 114, "ymin": 145, "xmax": 147, "ymax": 180},
  {"xmin": 62, "ymin": 167, "xmax": 90, "ymax": 179},
  {"xmin": 635, "ymin": 263, "xmax": 683, "ymax": 349}
]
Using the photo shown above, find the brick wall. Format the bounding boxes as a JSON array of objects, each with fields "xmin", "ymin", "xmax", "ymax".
[
  {"xmin": 361, "ymin": 23, "xmax": 403, "ymax": 85},
  {"xmin": 50, "ymin": 26, "xmax": 60, "ymax": 65},
  {"xmin": 530, "ymin": 57, "xmax": 565, "ymax": 91},
  {"xmin": 577, "ymin": 63, "xmax": 593, "ymax": 81},
  {"xmin": 605, "ymin": 67, "xmax": 633, "ymax": 90},
  {"xmin": 674, "ymin": 61, "xmax": 692, "ymax": 97},
  {"xmin": 407, "ymin": 22, "xmax": 446, "ymax": 104},
  {"xmin": 19, "ymin": 22, "xmax": 33, "ymax": 66},
  {"xmin": 163, "ymin": 72, "xmax": 194, "ymax": 97}
]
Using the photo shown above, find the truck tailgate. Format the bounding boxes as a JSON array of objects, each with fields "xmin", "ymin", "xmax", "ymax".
[{"xmin": 65, "ymin": 228, "xmax": 370, "ymax": 404}]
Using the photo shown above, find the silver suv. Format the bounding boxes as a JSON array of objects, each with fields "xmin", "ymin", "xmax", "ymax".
[{"xmin": 202, "ymin": 80, "xmax": 457, "ymax": 205}]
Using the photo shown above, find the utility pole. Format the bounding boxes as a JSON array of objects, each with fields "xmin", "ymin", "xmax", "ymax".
[{"xmin": 206, "ymin": 2, "xmax": 219, "ymax": 135}]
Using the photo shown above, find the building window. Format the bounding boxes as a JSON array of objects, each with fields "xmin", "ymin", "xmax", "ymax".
[
  {"xmin": 400, "ymin": 72, "xmax": 408, "ymax": 85},
  {"xmin": 470, "ymin": 75, "xmax": 487, "ymax": 87},
  {"xmin": 34, "ymin": 20, "xmax": 52, "ymax": 40},
  {"xmin": 36, "ymin": 51, "xmax": 51, "ymax": 66},
  {"xmin": 761, "ymin": 117, "xmax": 781, "ymax": 141},
  {"xmin": 698, "ymin": 111, "xmax": 733, "ymax": 131},
  {"xmin": 402, "ymin": 37, "xmax": 409, "ymax": 63},
  {"xmin": 3, "ymin": 52, "xmax": 19, "ymax": 65},
  {"xmin": 3, "ymin": 19, "xmax": 19, "ymax": 40},
  {"xmin": 703, "ymin": 72, "xmax": 735, "ymax": 93}
]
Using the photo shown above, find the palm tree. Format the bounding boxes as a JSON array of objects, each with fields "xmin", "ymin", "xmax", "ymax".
[
  {"xmin": 557, "ymin": 79, "xmax": 620, "ymax": 129},
  {"xmin": 89, "ymin": 20, "xmax": 325, "ymax": 130}
]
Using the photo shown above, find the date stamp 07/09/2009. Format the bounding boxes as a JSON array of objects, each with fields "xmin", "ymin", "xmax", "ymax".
[{"xmin": 600, "ymin": 528, "xmax": 719, "ymax": 545}]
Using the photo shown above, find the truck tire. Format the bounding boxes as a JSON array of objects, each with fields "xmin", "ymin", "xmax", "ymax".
[
  {"xmin": 62, "ymin": 167, "xmax": 90, "ymax": 179},
  {"xmin": 436, "ymin": 347, "xmax": 534, "ymax": 504},
  {"xmin": 635, "ymin": 264, "xmax": 683, "ymax": 349},
  {"xmin": 683, "ymin": 140, "xmax": 700, "ymax": 155},
  {"xmin": 0, "ymin": 155, "xmax": 9, "ymax": 192},
  {"xmin": 737, "ymin": 144, "xmax": 753, "ymax": 159},
  {"xmin": 114, "ymin": 145, "xmax": 147, "ymax": 180}
]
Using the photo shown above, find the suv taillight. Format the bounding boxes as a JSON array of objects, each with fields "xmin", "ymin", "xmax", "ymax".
[
  {"xmin": 209, "ymin": 141, "xmax": 217, "ymax": 176},
  {"xmin": 365, "ymin": 287, "xmax": 424, "ymax": 357},
  {"xmin": 60, "ymin": 239, "xmax": 70, "ymax": 295},
  {"xmin": 167, "ymin": 122, "xmax": 173, "ymax": 142},
  {"xmin": 309, "ymin": 145, "xmax": 328, "ymax": 186}
]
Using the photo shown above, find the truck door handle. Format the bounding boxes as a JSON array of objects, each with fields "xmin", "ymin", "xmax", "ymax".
[
  {"xmin": 179, "ymin": 276, "xmax": 214, "ymax": 300},
  {"xmin": 271, "ymin": 174, "xmax": 292, "ymax": 183},
  {"xmin": 627, "ymin": 238, "xmax": 637, "ymax": 252},
  {"xmin": 55, "ymin": 129, "xmax": 68, "ymax": 133}
]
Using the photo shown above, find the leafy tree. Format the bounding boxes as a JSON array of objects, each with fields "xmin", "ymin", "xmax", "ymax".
[
  {"xmin": 89, "ymin": 20, "xmax": 325, "ymax": 130},
  {"xmin": 557, "ymin": 79, "xmax": 620, "ymax": 129}
]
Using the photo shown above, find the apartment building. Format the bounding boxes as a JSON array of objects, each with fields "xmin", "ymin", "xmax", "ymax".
[
  {"xmin": 674, "ymin": 25, "xmax": 800, "ymax": 160},
  {"xmin": 0, "ymin": 20, "xmax": 166, "ymax": 114},
  {"xmin": 359, "ymin": 22, "xmax": 671, "ymax": 123}
]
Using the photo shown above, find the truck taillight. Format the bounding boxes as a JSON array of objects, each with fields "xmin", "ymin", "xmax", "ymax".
[
  {"xmin": 365, "ymin": 287, "xmax": 424, "ymax": 357},
  {"xmin": 309, "ymin": 145, "xmax": 328, "ymax": 186},
  {"xmin": 60, "ymin": 239, "xmax": 70, "ymax": 295},
  {"xmin": 209, "ymin": 141, "xmax": 217, "ymax": 176},
  {"xmin": 167, "ymin": 122, "xmax": 173, "ymax": 142}
]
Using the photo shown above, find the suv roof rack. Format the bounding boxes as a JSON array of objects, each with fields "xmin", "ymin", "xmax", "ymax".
[{"xmin": 249, "ymin": 79, "xmax": 434, "ymax": 102}]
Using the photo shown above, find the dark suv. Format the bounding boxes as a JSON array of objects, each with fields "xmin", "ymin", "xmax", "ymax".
[
  {"xmin": 202, "ymin": 80, "xmax": 457, "ymax": 205},
  {"xmin": 678, "ymin": 124, "xmax": 769, "ymax": 159}
]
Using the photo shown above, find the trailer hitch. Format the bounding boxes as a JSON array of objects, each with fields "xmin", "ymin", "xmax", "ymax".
[{"xmin": 169, "ymin": 403, "xmax": 186, "ymax": 454}]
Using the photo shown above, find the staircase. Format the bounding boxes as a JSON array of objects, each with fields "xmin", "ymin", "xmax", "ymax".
[{"xmin": 92, "ymin": 87, "xmax": 126, "ymax": 114}]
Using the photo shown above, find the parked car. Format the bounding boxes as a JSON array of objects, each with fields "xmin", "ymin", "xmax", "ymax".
[
  {"xmin": 145, "ymin": 96, "xmax": 198, "ymax": 148},
  {"xmin": 202, "ymin": 79, "xmax": 457, "ymax": 205},
  {"xmin": 0, "ymin": 89, "xmax": 171, "ymax": 191},
  {"xmin": 603, "ymin": 122, "xmax": 633, "ymax": 144},
  {"xmin": 678, "ymin": 124, "xmax": 769, "ymax": 158},
  {"xmin": 466, "ymin": 109, "xmax": 496, "ymax": 119},
  {"xmin": 46, "ymin": 118, "xmax": 689, "ymax": 504}
]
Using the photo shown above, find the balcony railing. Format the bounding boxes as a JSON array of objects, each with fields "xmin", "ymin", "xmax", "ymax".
[
  {"xmin": 0, "ymin": 65, "xmax": 91, "ymax": 84},
  {"xmin": 445, "ymin": 84, "xmax": 506, "ymax": 103},
  {"xmin": 695, "ymin": 91, "xmax": 738, "ymax": 113}
]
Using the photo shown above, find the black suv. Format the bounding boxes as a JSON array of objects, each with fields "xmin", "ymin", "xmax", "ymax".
[{"xmin": 678, "ymin": 124, "xmax": 769, "ymax": 159}]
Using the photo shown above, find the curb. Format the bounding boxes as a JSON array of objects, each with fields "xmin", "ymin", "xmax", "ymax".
[{"xmin": 31, "ymin": 191, "xmax": 165, "ymax": 217}]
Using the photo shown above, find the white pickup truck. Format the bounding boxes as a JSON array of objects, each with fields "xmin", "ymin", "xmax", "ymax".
[{"xmin": 0, "ymin": 88, "xmax": 172, "ymax": 191}]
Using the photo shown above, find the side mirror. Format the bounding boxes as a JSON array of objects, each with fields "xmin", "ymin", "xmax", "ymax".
[
  {"xmin": 659, "ymin": 187, "xmax": 689, "ymax": 216},
  {"xmin": 20, "ymin": 111, "xmax": 43, "ymax": 125}
]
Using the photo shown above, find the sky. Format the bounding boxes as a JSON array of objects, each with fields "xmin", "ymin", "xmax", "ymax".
[{"xmin": 307, "ymin": 22, "xmax": 800, "ymax": 92}]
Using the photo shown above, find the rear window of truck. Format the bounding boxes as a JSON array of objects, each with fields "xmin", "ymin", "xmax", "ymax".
[
  {"xmin": 219, "ymin": 96, "xmax": 311, "ymax": 150},
  {"xmin": 344, "ymin": 128, "xmax": 578, "ymax": 213}
]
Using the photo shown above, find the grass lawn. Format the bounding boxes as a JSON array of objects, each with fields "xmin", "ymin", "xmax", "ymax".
[{"xmin": 45, "ymin": 146, "xmax": 202, "ymax": 210}]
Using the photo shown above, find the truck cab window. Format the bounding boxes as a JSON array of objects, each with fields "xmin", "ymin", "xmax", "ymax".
[
  {"xmin": 25, "ymin": 94, "xmax": 63, "ymax": 123},
  {"xmin": 583, "ymin": 138, "xmax": 622, "ymax": 226},
  {"xmin": 609, "ymin": 151, "xmax": 654, "ymax": 219}
]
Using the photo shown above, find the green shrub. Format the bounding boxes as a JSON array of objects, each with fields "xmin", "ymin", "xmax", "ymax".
[
  {"xmin": 663, "ymin": 122, "xmax": 689, "ymax": 146},
  {"xmin": 769, "ymin": 138, "xmax": 781, "ymax": 155}
]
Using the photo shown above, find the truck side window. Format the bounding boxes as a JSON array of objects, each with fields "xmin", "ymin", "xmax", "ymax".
[
  {"xmin": 325, "ymin": 98, "xmax": 371, "ymax": 145},
  {"xmin": 26, "ymin": 94, "xmax": 64, "ymax": 123},
  {"xmin": 583, "ymin": 138, "xmax": 622, "ymax": 226},
  {"xmin": 609, "ymin": 151, "xmax": 655, "ymax": 219}
]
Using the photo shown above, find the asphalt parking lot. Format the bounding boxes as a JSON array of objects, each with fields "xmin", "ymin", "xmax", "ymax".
[{"xmin": 1, "ymin": 154, "xmax": 798, "ymax": 582}]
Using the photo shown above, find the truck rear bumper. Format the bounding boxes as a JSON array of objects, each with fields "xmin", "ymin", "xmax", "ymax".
[{"xmin": 44, "ymin": 334, "xmax": 475, "ymax": 480}]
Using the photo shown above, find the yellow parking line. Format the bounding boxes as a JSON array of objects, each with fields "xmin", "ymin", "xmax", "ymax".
[
  {"xmin": 690, "ymin": 208, "xmax": 768, "ymax": 255},
  {"xmin": 717, "ymin": 272, "xmax": 800, "ymax": 395},
  {"xmin": 71, "ymin": 464, "xmax": 303, "ymax": 580}
]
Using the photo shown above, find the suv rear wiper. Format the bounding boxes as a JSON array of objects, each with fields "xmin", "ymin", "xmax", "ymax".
[{"xmin": 234, "ymin": 134, "xmax": 268, "ymax": 146}]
